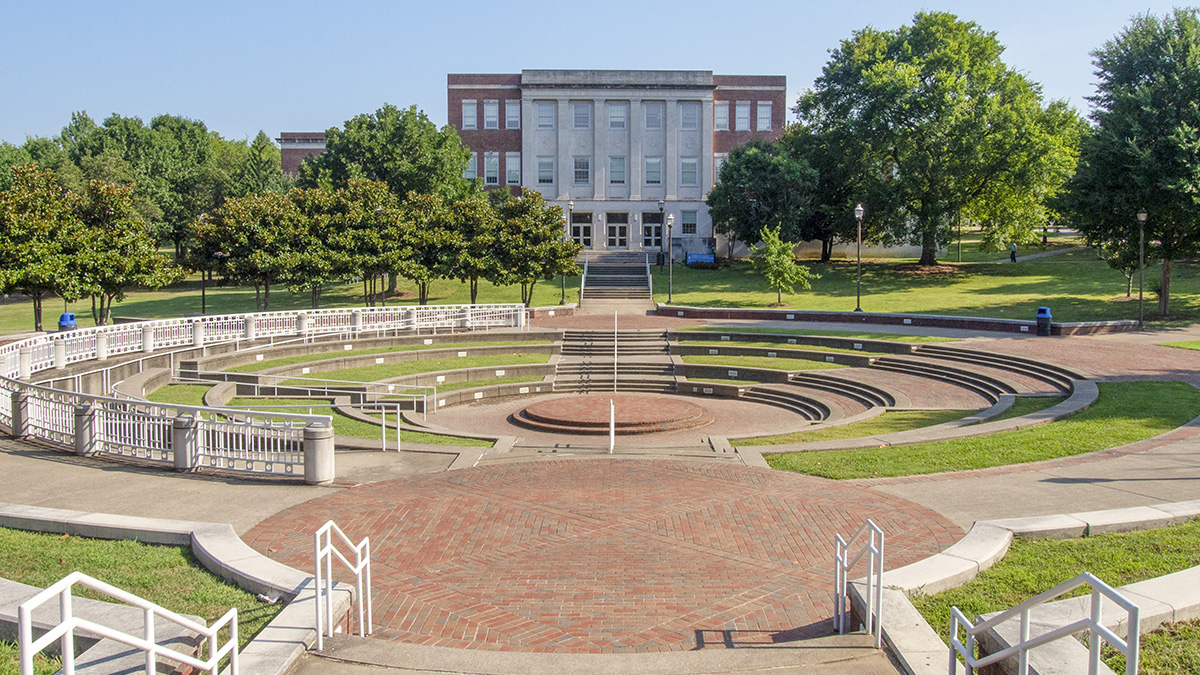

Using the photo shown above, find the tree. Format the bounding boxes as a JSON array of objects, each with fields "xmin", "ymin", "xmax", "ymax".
[
  {"xmin": 1067, "ymin": 9, "xmax": 1200, "ymax": 317},
  {"xmin": 706, "ymin": 139, "xmax": 817, "ymax": 257},
  {"xmin": 0, "ymin": 165, "xmax": 84, "ymax": 330},
  {"xmin": 193, "ymin": 192, "xmax": 301, "ymax": 311},
  {"xmin": 0, "ymin": 143, "xmax": 32, "ymax": 192},
  {"xmin": 298, "ymin": 103, "xmax": 470, "ymax": 199},
  {"xmin": 398, "ymin": 192, "xmax": 455, "ymax": 305},
  {"xmin": 751, "ymin": 225, "xmax": 818, "ymax": 305},
  {"xmin": 492, "ymin": 190, "xmax": 582, "ymax": 306},
  {"xmin": 286, "ymin": 185, "xmax": 348, "ymax": 309},
  {"xmin": 797, "ymin": 11, "xmax": 1081, "ymax": 265},
  {"xmin": 230, "ymin": 131, "xmax": 292, "ymax": 197},
  {"xmin": 332, "ymin": 180, "xmax": 404, "ymax": 307},
  {"xmin": 73, "ymin": 180, "xmax": 182, "ymax": 325},
  {"xmin": 446, "ymin": 194, "xmax": 501, "ymax": 304}
]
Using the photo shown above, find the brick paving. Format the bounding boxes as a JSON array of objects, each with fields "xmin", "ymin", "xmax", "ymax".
[
  {"xmin": 245, "ymin": 459, "xmax": 960, "ymax": 653},
  {"xmin": 516, "ymin": 394, "xmax": 714, "ymax": 434}
]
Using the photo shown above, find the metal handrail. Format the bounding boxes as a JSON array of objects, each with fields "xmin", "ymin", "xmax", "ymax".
[
  {"xmin": 18, "ymin": 571, "xmax": 238, "ymax": 675},
  {"xmin": 579, "ymin": 255, "xmax": 589, "ymax": 307},
  {"xmin": 834, "ymin": 519, "xmax": 884, "ymax": 648},
  {"xmin": 949, "ymin": 571, "xmax": 1139, "ymax": 675},
  {"xmin": 313, "ymin": 521, "xmax": 372, "ymax": 651},
  {"xmin": 645, "ymin": 253, "xmax": 653, "ymax": 298}
]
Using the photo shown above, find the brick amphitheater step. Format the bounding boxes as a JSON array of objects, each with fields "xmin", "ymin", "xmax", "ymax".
[{"xmin": 512, "ymin": 393, "xmax": 715, "ymax": 435}]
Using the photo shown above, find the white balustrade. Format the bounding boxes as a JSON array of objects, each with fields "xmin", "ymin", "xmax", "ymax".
[
  {"xmin": 314, "ymin": 521, "xmax": 372, "ymax": 651},
  {"xmin": 834, "ymin": 519, "xmax": 885, "ymax": 648}
]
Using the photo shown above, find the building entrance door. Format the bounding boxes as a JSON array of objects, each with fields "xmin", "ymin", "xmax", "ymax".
[
  {"xmin": 606, "ymin": 213, "xmax": 629, "ymax": 249},
  {"xmin": 642, "ymin": 212, "xmax": 663, "ymax": 249},
  {"xmin": 571, "ymin": 212, "xmax": 593, "ymax": 248}
]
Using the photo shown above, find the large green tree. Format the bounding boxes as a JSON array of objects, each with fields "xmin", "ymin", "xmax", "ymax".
[
  {"xmin": 1067, "ymin": 9, "xmax": 1200, "ymax": 316},
  {"xmin": 706, "ymin": 139, "xmax": 818, "ymax": 257},
  {"xmin": 398, "ymin": 192, "xmax": 455, "ymax": 305},
  {"xmin": 797, "ymin": 11, "xmax": 1081, "ymax": 264},
  {"xmin": 193, "ymin": 192, "xmax": 302, "ymax": 311},
  {"xmin": 492, "ymin": 190, "xmax": 582, "ymax": 307},
  {"xmin": 446, "ymin": 194, "xmax": 501, "ymax": 305}
]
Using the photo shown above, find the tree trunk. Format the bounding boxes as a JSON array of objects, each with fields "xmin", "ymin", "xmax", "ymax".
[
  {"xmin": 1126, "ymin": 272, "xmax": 1132, "ymax": 297},
  {"xmin": 101, "ymin": 295, "xmax": 113, "ymax": 326},
  {"xmin": 363, "ymin": 278, "xmax": 369, "ymax": 306},
  {"xmin": 262, "ymin": 282, "xmax": 271, "ymax": 312},
  {"xmin": 33, "ymin": 294, "xmax": 43, "ymax": 331},
  {"xmin": 469, "ymin": 278, "xmax": 479, "ymax": 305},
  {"xmin": 254, "ymin": 283, "xmax": 262, "ymax": 312},
  {"xmin": 91, "ymin": 296, "xmax": 100, "ymax": 326},
  {"xmin": 1159, "ymin": 259, "xmax": 1171, "ymax": 317},
  {"xmin": 310, "ymin": 285, "xmax": 321, "ymax": 309},
  {"xmin": 820, "ymin": 238, "xmax": 832, "ymax": 263},
  {"xmin": 418, "ymin": 282, "xmax": 429, "ymax": 305},
  {"xmin": 919, "ymin": 225, "xmax": 939, "ymax": 266},
  {"xmin": 388, "ymin": 273, "xmax": 398, "ymax": 294}
]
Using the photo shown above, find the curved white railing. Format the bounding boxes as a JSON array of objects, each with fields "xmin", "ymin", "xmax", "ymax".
[
  {"xmin": 0, "ymin": 304, "xmax": 525, "ymax": 480},
  {"xmin": 19, "ymin": 571, "xmax": 239, "ymax": 675},
  {"xmin": 314, "ymin": 520, "xmax": 372, "ymax": 651},
  {"xmin": 834, "ymin": 519, "xmax": 884, "ymax": 649}
]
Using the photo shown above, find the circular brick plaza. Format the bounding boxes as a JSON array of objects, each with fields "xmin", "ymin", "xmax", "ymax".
[
  {"xmin": 245, "ymin": 459, "xmax": 961, "ymax": 653},
  {"xmin": 514, "ymin": 394, "xmax": 716, "ymax": 434}
]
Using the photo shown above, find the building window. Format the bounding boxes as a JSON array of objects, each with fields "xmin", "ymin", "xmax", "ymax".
[
  {"xmin": 537, "ymin": 102, "xmax": 555, "ymax": 129},
  {"xmin": 573, "ymin": 156, "xmax": 591, "ymax": 184},
  {"xmin": 645, "ymin": 102, "xmax": 663, "ymax": 130},
  {"xmin": 714, "ymin": 153, "xmax": 729, "ymax": 181},
  {"xmin": 464, "ymin": 153, "xmax": 477, "ymax": 179},
  {"xmin": 506, "ymin": 152, "xmax": 520, "ymax": 185},
  {"xmin": 484, "ymin": 100, "xmax": 499, "ymax": 129},
  {"xmin": 735, "ymin": 101, "xmax": 750, "ymax": 131},
  {"xmin": 680, "ymin": 102, "xmax": 700, "ymax": 131},
  {"xmin": 506, "ymin": 101, "xmax": 520, "ymax": 129},
  {"xmin": 462, "ymin": 100, "xmax": 477, "ymax": 130},
  {"xmin": 757, "ymin": 101, "xmax": 772, "ymax": 131},
  {"xmin": 714, "ymin": 102, "xmax": 729, "ymax": 131},
  {"xmin": 608, "ymin": 102, "xmax": 627, "ymax": 129},
  {"xmin": 484, "ymin": 152, "xmax": 499, "ymax": 185},
  {"xmin": 537, "ymin": 156, "xmax": 554, "ymax": 184},
  {"xmin": 645, "ymin": 157, "xmax": 662, "ymax": 185},
  {"xmin": 680, "ymin": 158, "xmax": 698, "ymax": 186},
  {"xmin": 609, "ymin": 156, "xmax": 626, "ymax": 185},
  {"xmin": 681, "ymin": 210, "xmax": 698, "ymax": 235},
  {"xmin": 573, "ymin": 103, "xmax": 591, "ymax": 129}
]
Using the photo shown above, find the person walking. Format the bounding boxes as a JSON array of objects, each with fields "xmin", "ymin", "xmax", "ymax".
[{"xmin": 1009, "ymin": 242, "xmax": 1017, "ymax": 263}]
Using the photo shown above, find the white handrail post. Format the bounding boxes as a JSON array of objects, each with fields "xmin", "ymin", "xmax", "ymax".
[
  {"xmin": 1089, "ymin": 587, "xmax": 1102, "ymax": 675},
  {"xmin": 61, "ymin": 587, "xmax": 75, "ymax": 675},
  {"xmin": 313, "ymin": 529, "xmax": 324, "ymax": 651},
  {"xmin": 613, "ymin": 310, "xmax": 618, "ymax": 393},
  {"xmin": 144, "ymin": 605, "xmax": 156, "ymax": 674},
  {"xmin": 609, "ymin": 399, "xmax": 615, "ymax": 454}
]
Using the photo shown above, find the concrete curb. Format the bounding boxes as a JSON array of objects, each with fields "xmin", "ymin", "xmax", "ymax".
[
  {"xmin": 0, "ymin": 502, "xmax": 352, "ymax": 675},
  {"xmin": 857, "ymin": 499, "xmax": 1200, "ymax": 675}
]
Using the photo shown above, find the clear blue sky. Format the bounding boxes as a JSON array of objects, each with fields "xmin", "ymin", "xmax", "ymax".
[{"xmin": 0, "ymin": 1, "xmax": 1188, "ymax": 145}]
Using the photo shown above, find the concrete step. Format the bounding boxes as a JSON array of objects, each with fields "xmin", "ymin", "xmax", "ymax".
[{"xmin": 789, "ymin": 373, "xmax": 897, "ymax": 408}]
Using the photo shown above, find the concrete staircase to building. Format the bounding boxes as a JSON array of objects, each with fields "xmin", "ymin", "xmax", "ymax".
[
  {"xmin": 581, "ymin": 251, "xmax": 652, "ymax": 306},
  {"xmin": 553, "ymin": 329, "xmax": 676, "ymax": 393}
]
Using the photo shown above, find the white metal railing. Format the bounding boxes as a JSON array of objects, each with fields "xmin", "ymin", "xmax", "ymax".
[
  {"xmin": 834, "ymin": 519, "xmax": 884, "ymax": 648},
  {"xmin": 314, "ymin": 521, "xmax": 372, "ymax": 651},
  {"xmin": 178, "ymin": 370, "xmax": 436, "ymax": 421},
  {"xmin": 18, "ymin": 571, "xmax": 238, "ymax": 675},
  {"xmin": 949, "ymin": 572, "xmax": 1139, "ymax": 675},
  {"xmin": 645, "ymin": 253, "xmax": 653, "ymax": 298},
  {"xmin": 580, "ymin": 255, "xmax": 589, "ymax": 306}
]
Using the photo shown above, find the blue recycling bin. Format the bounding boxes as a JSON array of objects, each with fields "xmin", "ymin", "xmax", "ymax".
[
  {"xmin": 58, "ymin": 312, "xmax": 77, "ymax": 332},
  {"xmin": 1036, "ymin": 306, "xmax": 1052, "ymax": 337}
]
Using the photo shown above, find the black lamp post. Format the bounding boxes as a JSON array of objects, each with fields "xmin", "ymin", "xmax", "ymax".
[
  {"xmin": 657, "ymin": 199, "xmax": 665, "ymax": 269},
  {"xmin": 1138, "ymin": 209, "xmax": 1148, "ymax": 329},
  {"xmin": 667, "ymin": 213, "xmax": 675, "ymax": 303},
  {"xmin": 854, "ymin": 203, "xmax": 865, "ymax": 312}
]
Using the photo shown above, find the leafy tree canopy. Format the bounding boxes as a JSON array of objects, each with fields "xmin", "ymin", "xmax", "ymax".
[{"xmin": 706, "ymin": 138, "xmax": 818, "ymax": 256}]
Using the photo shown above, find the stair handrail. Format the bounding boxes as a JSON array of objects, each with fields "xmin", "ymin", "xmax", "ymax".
[
  {"xmin": 834, "ymin": 519, "xmax": 884, "ymax": 648},
  {"xmin": 314, "ymin": 520, "xmax": 373, "ymax": 651},
  {"xmin": 949, "ymin": 571, "xmax": 1139, "ymax": 675},
  {"xmin": 645, "ymin": 253, "xmax": 653, "ymax": 299},
  {"xmin": 18, "ymin": 571, "xmax": 238, "ymax": 675},
  {"xmin": 579, "ymin": 254, "xmax": 589, "ymax": 307}
]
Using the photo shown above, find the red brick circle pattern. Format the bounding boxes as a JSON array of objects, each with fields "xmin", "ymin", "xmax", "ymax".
[
  {"xmin": 245, "ymin": 460, "xmax": 961, "ymax": 653},
  {"xmin": 515, "ymin": 394, "xmax": 715, "ymax": 434}
]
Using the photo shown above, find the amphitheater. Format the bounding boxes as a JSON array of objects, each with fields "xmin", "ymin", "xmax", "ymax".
[{"xmin": 3, "ymin": 294, "xmax": 1200, "ymax": 675}]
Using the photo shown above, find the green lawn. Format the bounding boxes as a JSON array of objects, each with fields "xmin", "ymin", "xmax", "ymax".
[
  {"xmin": 282, "ymin": 354, "xmax": 550, "ymax": 384},
  {"xmin": 1161, "ymin": 340, "xmax": 1200, "ymax": 352},
  {"xmin": 765, "ymin": 381, "xmax": 1200, "ymax": 478},
  {"xmin": 739, "ymin": 409, "xmax": 976, "ymax": 446},
  {"xmin": 653, "ymin": 257, "xmax": 1200, "ymax": 324},
  {"xmin": 678, "ymin": 326, "xmax": 957, "ymax": 343},
  {"xmin": 227, "ymin": 398, "xmax": 491, "ymax": 447},
  {"xmin": 225, "ymin": 340, "xmax": 552, "ymax": 373},
  {"xmin": 680, "ymin": 354, "xmax": 847, "ymax": 371},
  {"xmin": 938, "ymin": 227, "xmax": 1083, "ymax": 263},
  {"xmin": 679, "ymin": 339, "xmax": 890, "ymax": 356},
  {"xmin": 990, "ymin": 395, "xmax": 1068, "ymax": 422},
  {"xmin": 685, "ymin": 378, "xmax": 762, "ymax": 386},
  {"xmin": 0, "ymin": 528, "xmax": 281, "ymax": 653},
  {"xmin": 145, "ymin": 384, "xmax": 212, "ymax": 407},
  {"xmin": 910, "ymin": 518, "xmax": 1200, "ymax": 674},
  {"xmin": 1, "ymin": 640, "xmax": 58, "ymax": 675}
]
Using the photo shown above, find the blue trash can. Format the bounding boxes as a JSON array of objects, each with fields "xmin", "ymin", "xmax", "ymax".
[
  {"xmin": 1036, "ymin": 306, "xmax": 1052, "ymax": 337},
  {"xmin": 58, "ymin": 312, "xmax": 77, "ymax": 332}
]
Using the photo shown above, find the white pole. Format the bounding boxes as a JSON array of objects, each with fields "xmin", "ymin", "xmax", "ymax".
[
  {"xmin": 613, "ymin": 310, "xmax": 618, "ymax": 393},
  {"xmin": 609, "ymin": 399, "xmax": 615, "ymax": 453}
]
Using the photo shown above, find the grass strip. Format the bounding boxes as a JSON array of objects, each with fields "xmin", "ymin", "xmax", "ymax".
[
  {"xmin": 740, "ymin": 410, "xmax": 976, "ymax": 446},
  {"xmin": 679, "ymin": 326, "xmax": 956, "ymax": 343},
  {"xmin": 765, "ymin": 381, "xmax": 1200, "ymax": 479},
  {"xmin": 0, "ymin": 528, "xmax": 281, "ymax": 651},
  {"xmin": 225, "ymin": 340, "xmax": 551, "ymax": 373},
  {"xmin": 0, "ymin": 640, "xmax": 59, "ymax": 675},
  {"xmin": 679, "ymin": 339, "xmax": 889, "ymax": 356},
  {"xmin": 684, "ymin": 378, "xmax": 762, "ymax": 386},
  {"xmin": 909, "ymin": 518, "xmax": 1200, "ymax": 674},
  {"xmin": 989, "ymin": 395, "xmax": 1066, "ymax": 423},
  {"xmin": 282, "ymin": 354, "xmax": 549, "ymax": 384},
  {"xmin": 1160, "ymin": 339, "xmax": 1200, "ymax": 352},
  {"xmin": 145, "ymin": 384, "xmax": 212, "ymax": 407},
  {"xmin": 680, "ymin": 354, "xmax": 847, "ymax": 371},
  {"xmin": 227, "ymin": 397, "xmax": 491, "ymax": 447}
]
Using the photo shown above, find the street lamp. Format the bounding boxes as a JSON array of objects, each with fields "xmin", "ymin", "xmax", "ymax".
[
  {"xmin": 667, "ymin": 213, "xmax": 675, "ymax": 303},
  {"xmin": 854, "ymin": 203, "xmax": 865, "ymax": 313},
  {"xmin": 1138, "ymin": 209, "xmax": 1148, "ymax": 329},
  {"xmin": 564, "ymin": 201, "xmax": 574, "ymax": 304},
  {"xmin": 658, "ymin": 199, "xmax": 665, "ymax": 269}
]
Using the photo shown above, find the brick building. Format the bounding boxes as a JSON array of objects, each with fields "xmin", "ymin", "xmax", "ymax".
[
  {"xmin": 277, "ymin": 132, "xmax": 327, "ymax": 176},
  {"xmin": 450, "ymin": 70, "xmax": 786, "ymax": 258}
]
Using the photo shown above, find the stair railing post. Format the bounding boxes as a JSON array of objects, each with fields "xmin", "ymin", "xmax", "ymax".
[{"xmin": 614, "ymin": 310, "xmax": 618, "ymax": 393}]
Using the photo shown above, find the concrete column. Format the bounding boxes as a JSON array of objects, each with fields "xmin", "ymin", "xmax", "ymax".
[
  {"xmin": 18, "ymin": 347, "xmax": 32, "ymax": 380},
  {"xmin": 10, "ymin": 390, "xmax": 29, "ymax": 438},
  {"xmin": 95, "ymin": 332, "xmax": 108, "ymax": 361},
  {"xmin": 666, "ymin": 97, "xmax": 679, "ymax": 200},
  {"xmin": 629, "ymin": 99, "xmax": 643, "ymax": 201},
  {"xmin": 303, "ymin": 424, "xmax": 335, "ymax": 485},
  {"xmin": 53, "ymin": 340, "xmax": 67, "ymax": 369},
  {"xmin": 244, "ymin": 316, "xmax": 257, "ymax": 341},
  {"xmin": 557, "ymin": 97, "xmax": 571, "ymax": 200},
  {"xmin": 74, "ymin": 402, "xmax": 99, "ymax": 456},
  {"xmin": 141, "ymin": 324, "xmax": 155, "ymax": 354},
  {"xmin": 172, "ymin": 415, "xmax": 200, "ymax": 472},
  {"xmin": 593, "ymin": 97, "xmax": 607, "ymax": 200},
  {"xmin": 350, "ymin": 310, "xmax": 362, "ymax": 334},
  {"xmin": 192, "ymin": 321, "xmax": 205, "ymax": 348},
  {"xmin": 296, "ymin": 313, "xmax": 309, "ymax": 337}
]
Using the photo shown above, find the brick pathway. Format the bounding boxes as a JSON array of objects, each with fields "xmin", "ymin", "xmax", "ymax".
[{"xmin": 245, "ymin": 459, "xmax": 960, "ymax": 653}]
